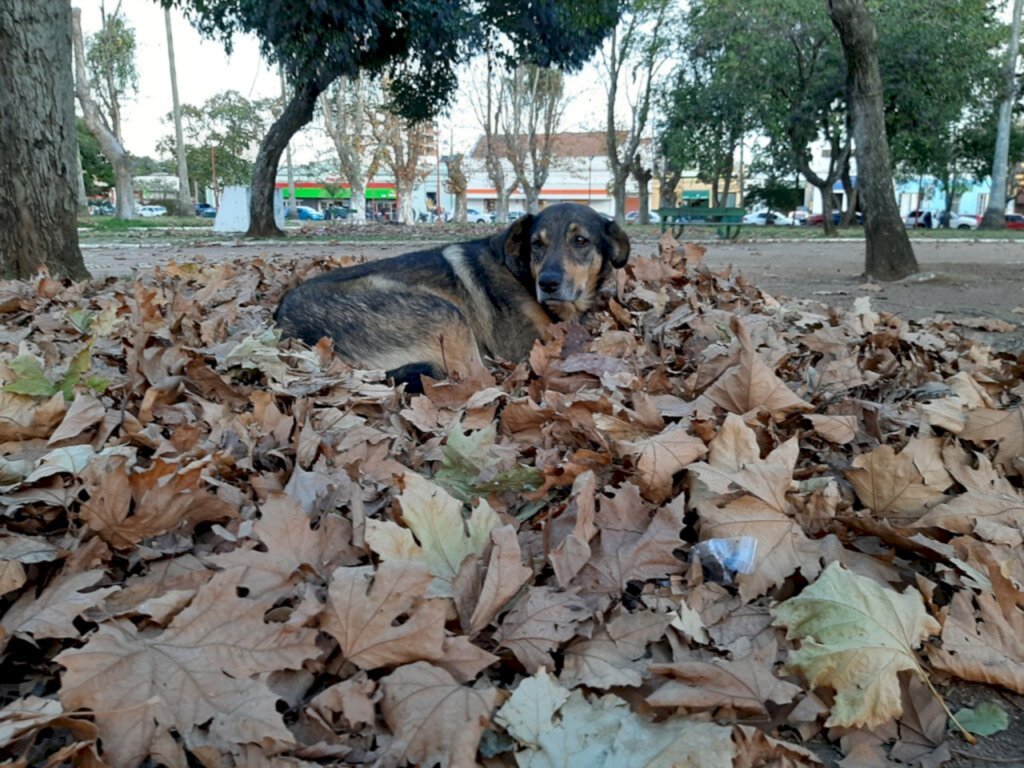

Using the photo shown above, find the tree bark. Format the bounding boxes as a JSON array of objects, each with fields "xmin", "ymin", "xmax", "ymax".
[
  {"xmin": 72, "ymin": 8, "xmax": 134, "ymax": 220},
  {"xmin": 322, "ymin": 75, "xmax": 375, "ymax": 223},
  {"xmin": 0, "ymin": 1, "xmax": 89, "ymax": 280},
  {"xmin": 829, "ymin": 0, "xmax": 918, "ymax": 280},
  {"xmin": 165, "ymin": 9, "xmax": 192, "ymax": 216},
  {"xmin": 248, "ymin": 77, "xmax": 324, "ymax": 237},
  {"xmin": 631, "ymin": 154, "xmax": 652, "ymax": 223},
  {"xmin": 981, "ymin": 0, "xmax": 1023, "ymax": 229}
]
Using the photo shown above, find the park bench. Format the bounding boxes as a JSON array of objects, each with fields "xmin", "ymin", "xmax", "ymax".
[{"xmin": 656, "ymin": 206, "xmax": 745, "ymax": 240}]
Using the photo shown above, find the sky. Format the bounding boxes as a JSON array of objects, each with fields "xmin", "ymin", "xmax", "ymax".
[{"xmin": 75, "ymin": 3, "xmax": 616, "ymax": 167}]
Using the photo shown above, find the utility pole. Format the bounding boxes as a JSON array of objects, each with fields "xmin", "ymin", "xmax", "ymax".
[{"xmin": 165, "ymin": 9, "xmax": 192, "ymax": 216}]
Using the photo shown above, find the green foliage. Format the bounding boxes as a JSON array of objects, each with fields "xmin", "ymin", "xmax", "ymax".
[
  {"xmin": 161, "ymin": 0, "xmax": 620, "ymax": 121},
  {"xmin": 952, "ymin": 700, "xmax": 1009, "ymax": 736},
  {"xmin": 77, "ymin": 119, "xmax": 114, "ymax": 195},
  {"xmin": 4, "ymin": 346, "xmax": 108, "ymax": 401},
  {"xmin": 85, "ymin": 11, "xmax": 138, "ymax": 117},
  {"xmin": 157, "ymin": 90, "xmax": 273, "ymax": 189},
  {"xmin": 435, "ymin": 422, "xmax": 542, "ymax": 502}
]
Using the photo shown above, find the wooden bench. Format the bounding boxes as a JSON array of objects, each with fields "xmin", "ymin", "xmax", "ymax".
[{"xmin": 656, "ymin": 206, "xmax": 745, "ymax": 240}]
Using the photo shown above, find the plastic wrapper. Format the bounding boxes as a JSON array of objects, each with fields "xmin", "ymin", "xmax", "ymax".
[{"xmin": 689, "ymin": 536, "xmax": 758, "ymax": 585}]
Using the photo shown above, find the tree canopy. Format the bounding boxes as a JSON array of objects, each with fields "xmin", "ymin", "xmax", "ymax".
[{"xmin": 162, "ymin": 0, "xmax": 619, "ymax": 121}]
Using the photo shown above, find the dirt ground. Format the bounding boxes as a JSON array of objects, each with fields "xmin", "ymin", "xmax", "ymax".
[{"xmin": 80, "ymin": 233, "xmax": 1024, "ymax": 352}]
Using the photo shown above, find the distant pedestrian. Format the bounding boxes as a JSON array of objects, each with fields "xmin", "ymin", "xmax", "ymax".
[{"xmin": 923, "ymin": 211, "xmax": 933, "ymax": 229}]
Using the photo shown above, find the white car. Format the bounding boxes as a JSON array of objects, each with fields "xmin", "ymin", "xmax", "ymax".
[
  {"xmin": 742, "ymin": 210, "xmax": 796, "ymax": 226},
  {"xmin": 625, "ymin": 210, "xmax": 661, "ymax": 223},
  {"xmin": 951, "ymin": 213, "xmax": 980, "ymax": 230},
  {"xmin": 137, "ymin": 205, "xmax": 168, "ymax": 217},
  {"xmin": 446, "ymin": 208, "xmax": 494, "ymax": 224}
]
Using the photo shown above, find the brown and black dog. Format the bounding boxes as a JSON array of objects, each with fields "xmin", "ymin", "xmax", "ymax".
[{"xmin": 274, "ymin": 203, "xmax": 630, "ymax": 391}]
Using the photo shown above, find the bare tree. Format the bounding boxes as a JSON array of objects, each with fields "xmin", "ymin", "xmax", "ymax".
[
  {"xmin": 321, "ymin": 74, "xmax": 380, "ymax": 223},
  {"xmin": 444, "ymin": 153, "xmax": 469, "ymax": 222},
  {"xmin": 72, "ymin": 8, "xmax": 134, "ymax": 219},
  {"xmin": 981, "ymin": 0, "xmax": 1023, "ymax": 229},
  {"xmin": 498, "ymin": 65, "xmax": 567, "ymax": 214},
  {"xmin": 467, "ymin": 51, "xmax": 519, "ymax": 222},
  {"xmin": 165, "ymin": 9, "xmax": 192, "ymax": 216},
  {"xmin": 600, "ymin": 0, "xmax": 672, "ymax": 223},
  {"xmin": 372, "ymin": 107, "xmax": 433, "ymax": 224},
  {"xmin": 630, "ymin": 153, "xmax": 653, "ymax": 222},
  {"xmin": 1, "ymin": 0, "xmax": 88, "ymax": 279},
  {"xmin": 828, "ymin": 0, "xmax": 917, "ymax": 280}
]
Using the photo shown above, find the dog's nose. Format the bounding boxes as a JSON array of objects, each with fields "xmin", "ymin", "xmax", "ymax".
[{"xmin": 538, "ymin": 272, "xmax": 562, "ymax": 294}]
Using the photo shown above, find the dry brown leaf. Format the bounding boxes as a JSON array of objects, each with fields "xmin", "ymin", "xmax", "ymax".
[
  {"xmin": 845, "ymin": 441, "xmax": 949, "ymax": 521},
  {"xmin": 928, "ymin": 582, "xmax": 1024, "ymax": 694},
  {"xmin": 468, "ymin": 524, "xmax": 533, "ymax": 634},
  {"xmin": 647, "ymin": 642, "xmax": 802, "ymax": 715},
  {"xmin": 321, "ymin": 561, "xmax": 446, "ymax": 670},
  {"xmin": 214, "ymin": 492, "xmax": 359, "ymax": 596},
  {"xmin": 378, "ymin": 661, "xmax": 498, "ymax": 768},
  {"xmin": 1, "ymin": 569, "xmax": 118, "ymax": 647},
  {"xmin": 959, "ymin": 405, "xmax": 1024, "ymax": 474},
  {"xmin": 494, "ymin": 587, "xmax": 591, "ymax": 673},
  {"xmin": 561, "ymin": 608, "xmax": 671, "ymax": 689},
  {"xmin": 57, "ymin": 568, "xmax": 320, "ymax": 767},
  {"xmin": 615, "ymin": 425, "xmax": 707, "ymax": 502}
]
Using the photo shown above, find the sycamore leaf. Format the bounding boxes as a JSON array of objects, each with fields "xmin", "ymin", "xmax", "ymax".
[
  {"xmin": 615, "ymin": 425, "xmax": 707, "ymax": 503},
  {"xmin": 771, "ymin": 562, "xmax": 940, "ymax": 729},
  {"xmin": 561, "ymin": 608, "xmax": 671, "ymax": 689},
  {"xmin": 435, "ymin": 421, "xmax": 542, "ymax": 501},
  {"xmin": 379, "ymin": 661, "xmax": 498, "ymax": 768},
  {"xmin": 494, "ymin": 587, "xmax": 591, "ymax": 673},
  {"xmin": 953, "ymin": 701, "xmax": 1009, "ymax": 736},
  {"xmin": 496, "ymin": 679, "xmax": 735, "ymax": 768},
  {"xmin": 646, "ymin": 643, "xmax": 802, "ymax": 715},
  {"xmin": 845, "ymin": 440, "xmax": 950, "ymax": 521},
  {"xmin": 3, "ymin": 354, "xmax": 57, "ymax": 397},
  {"xmin": 927, "ymin": 588, "xmax": 1024, "ymax": 694},
  {"xmin": 959, "ymin": 405, "xmax": 1024, "ymax": 473},
  {"xmin": 1, "ymin": 569, "xmax": 119, "ymax": 645},
  {"xmin": 468, "ymin": 524, "xmax": 533, "ymax": 635},
  {"xmin": 366, "ymin": 472, "xmax": 498, "ymax": 597},
  {"xmin": 56, "ymin": 568, "xmax": 320, "ymax": 768},
  {"xmin": 321, "ymin": 561, "xmax": 447, "ymax": 670},
  {"xmin": 702, "ymin": 342, "xmax": 812, "ymax": 422}
]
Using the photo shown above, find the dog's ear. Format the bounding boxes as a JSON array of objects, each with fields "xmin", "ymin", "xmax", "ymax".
[
  {"xmin": 490, "ymin": 214, "xmax": 534, "ymax": 279},
  {"xmin": 602, "ymin": 220, "xmax": 630, "ymax": 268}
]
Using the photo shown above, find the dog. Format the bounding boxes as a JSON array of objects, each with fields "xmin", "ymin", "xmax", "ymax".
[{"xmin": 274, "ymin": 203, "xmax": 630, "ymax": 391}]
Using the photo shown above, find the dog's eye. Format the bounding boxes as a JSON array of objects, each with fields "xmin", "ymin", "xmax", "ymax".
[
  {"xmin": 531, "ymin": 238, "xmax": 544, "ymax": 249},
  {"xmin": 573, "ymin": 235, "xmax": 589, "ymax": 247}
]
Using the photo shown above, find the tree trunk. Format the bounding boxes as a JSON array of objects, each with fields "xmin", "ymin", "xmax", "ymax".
[
  {"xmin": 249, "ymin": 78, "xmax": 323, "ymax": 237},
  {"xmin": 631, "ymin": 155, "xmax": 652, "ymax": 223},
  {"xmin": 0, "ymin": 0, "xmax": 89, "ymax": 280},
  {"xmin": 396, "ymin": 179, "xmax": 415, "ymax": 224},
  {"xmin": 829, "ymin": 0, "xmax": 918, "ymax": 280},
  {"xmin": 165, "ymin": 9, "xmax": 192, "ymax": 216},
  {"xmin": 72, "ymin": 8, "xmax": 134, "ymax": 220},
  {"xmin": 75, "ymin": 139, "xmax": 90, "ymax": 215},
  {"xmin": 981, "ymin": 0, "xmax": 1023, "ymax": 229}
]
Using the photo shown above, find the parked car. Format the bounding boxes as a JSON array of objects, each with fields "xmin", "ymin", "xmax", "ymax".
[
  {"xmin": 195, "ymin": 203, "xmax": 216, "ymax": 218},
  {"xmin": 903, "ymin": 210, "xmax": 939, "ymax": 228},
  {"xmin": 806, "ymin": 209, "xmax": 863, "ymax": 226},
  {"xmin": 91, "ymin": 202, "xmax": 115, "ymax": 216},
  {"xmin": 951, "ymin": 213, "xmax": 980, "ymax": 230},
  {"xmin": 325, "ymin": 205, "xmax": 352, "ymax": 220},
  {"xmin": 742, "ymin": 210, "xmax": 796, "ymax": 226},
  {"xmin": 137, "ymin": 205, "xmax": 168, "ymax": 218},
  {"xmin": 286, "ymin": 205, "xmax": 325, "ymax": 221},
  {"xmin": 624, "ymin": 210, "xmax": 661, "ymax": 224},
  {"xmin": 1006, "ymin": 213, "xmax": 1024, "ymax": 230},
  {"xmin": 466, "ymin": 208, "xmax": 495, "ymax": 223}
]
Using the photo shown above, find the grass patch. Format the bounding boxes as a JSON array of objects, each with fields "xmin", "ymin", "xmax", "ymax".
[{"xmin": 80, "ymin": 216, "xmax": 214, "ymax": 232}]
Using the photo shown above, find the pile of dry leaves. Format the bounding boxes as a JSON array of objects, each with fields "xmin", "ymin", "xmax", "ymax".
[{"xmin": 0, "ymin": 234, "xmax": 1022, "ymax": 767}]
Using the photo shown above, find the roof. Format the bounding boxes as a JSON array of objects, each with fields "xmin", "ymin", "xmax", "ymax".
[{"xmin": 469, "ymin": 131, "xmax": 639, "ymax": 160}]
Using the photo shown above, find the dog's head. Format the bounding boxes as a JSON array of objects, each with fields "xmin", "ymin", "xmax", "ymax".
[{"xmin": 491, "ymin": 203, "xmax": 630, "ymax": 321}]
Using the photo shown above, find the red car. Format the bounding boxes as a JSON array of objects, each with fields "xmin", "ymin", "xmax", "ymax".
[{"xmin": 1005, "ymin": 213, "xmax": 1024, "ymax": 230}]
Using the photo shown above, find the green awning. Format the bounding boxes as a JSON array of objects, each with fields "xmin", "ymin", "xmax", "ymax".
[
  {"xmin": 281, "ymin": 186, "xmax": 396, "ymax": 200},
  {"xmin": 682, "ymin": 191, "xmax": 709, "ymax": 200}
]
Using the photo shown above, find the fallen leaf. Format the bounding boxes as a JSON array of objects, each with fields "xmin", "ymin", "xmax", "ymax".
[{"xmin": 771, "ymin": 562, "xmax": 940, "ymax": 729}]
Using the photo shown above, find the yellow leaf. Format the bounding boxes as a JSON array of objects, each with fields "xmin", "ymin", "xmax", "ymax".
[
  {"xmin": 365, "ymin": 472, "xmax": 498, "ymax": 597},
  {"xmin": 771, "ymin": 562, "xmax": 940, "ymax": 729}
]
